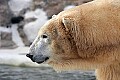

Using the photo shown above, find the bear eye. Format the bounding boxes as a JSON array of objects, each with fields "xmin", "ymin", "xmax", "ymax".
[{"xmin": 41, "ymin": 34, "xmax": 48, "ymax": 38}]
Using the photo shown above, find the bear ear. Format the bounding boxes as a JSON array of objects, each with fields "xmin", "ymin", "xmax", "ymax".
[
  {"xmin": 52, "ymin": 15, "xmax": 57, "ymax": 18},
  {"xmin": 62, "ymin": 17, "xmax": 74, "ymax": 31}
]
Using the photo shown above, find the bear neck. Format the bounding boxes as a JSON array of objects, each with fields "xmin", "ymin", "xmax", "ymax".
[{"xmin": 96, "ymin": 62, "xmax": 120, "ymax": 80}]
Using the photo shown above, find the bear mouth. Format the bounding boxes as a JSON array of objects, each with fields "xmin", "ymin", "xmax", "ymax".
[
  {"xmin": 35, "ymin": 57, "xmax": 50, "ymax": 64},
  {"xmin": 26, "ymin": 54, "xmax": 50, "ymax": 64}
]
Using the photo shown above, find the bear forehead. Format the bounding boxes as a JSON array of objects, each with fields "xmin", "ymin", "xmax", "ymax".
[{"xmin": 38, "ymin": 18, "xmax": 58, "ymax": 36}]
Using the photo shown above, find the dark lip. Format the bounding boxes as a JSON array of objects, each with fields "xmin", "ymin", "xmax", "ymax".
[
  {"xmin": 26, "ymin": 54, "xmax": 35, "ymax": 62},
  {"xmin": 36, "ymin": 57, "xmax": 49, "ymax": 64},
  {"xmin": 36, "ymin": 61, "xmax": 44, "ymax": 64}
]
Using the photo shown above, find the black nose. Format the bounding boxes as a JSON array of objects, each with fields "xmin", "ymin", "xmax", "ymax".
[
  {"xmin": 26, "ymin": 54, "xmax": 35, "ymax": 62},
  {"xmin": 26, "ymin": 54, "xmax": 33, "ymax": 58}
]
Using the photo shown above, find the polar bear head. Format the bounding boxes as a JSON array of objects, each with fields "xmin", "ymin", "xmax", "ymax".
[{"xmin": 26, "ymin": 12, "xmax": 88, "ymax": 71}]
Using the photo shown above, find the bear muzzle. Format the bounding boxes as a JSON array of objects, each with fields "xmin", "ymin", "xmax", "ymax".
[{"xmin": 26, "ymin": 54, "xmax": 49, "ymax": 64}]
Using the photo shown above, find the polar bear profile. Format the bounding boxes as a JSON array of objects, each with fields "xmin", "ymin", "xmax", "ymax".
[{"xmin": 26, "ymin": 0, "xmax": 120, "ymax": 80}]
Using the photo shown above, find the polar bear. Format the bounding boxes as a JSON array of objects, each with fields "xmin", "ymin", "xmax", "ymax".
[{"xmin": 26, "ymin": 0, "xmax": 120, "ymax": 80}]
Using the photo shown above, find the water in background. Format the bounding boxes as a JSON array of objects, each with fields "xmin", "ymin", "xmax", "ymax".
[{"xmin": 0, "ymin": 65, "xmax": 95, "ymax": 80}]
